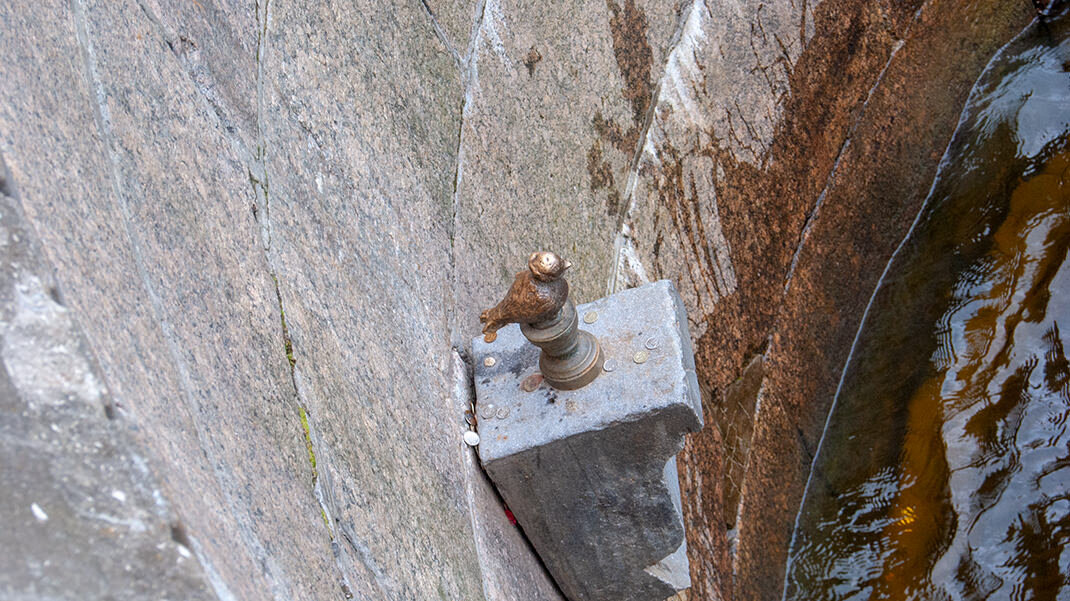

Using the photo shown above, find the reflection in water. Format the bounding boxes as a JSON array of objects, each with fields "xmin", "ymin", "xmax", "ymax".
[{"xmin": 785, "ymin": 11, "xmax": 1070, "ymax": 601}]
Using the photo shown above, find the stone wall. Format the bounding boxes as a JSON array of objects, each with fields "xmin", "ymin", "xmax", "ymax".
[
  {"xmin": 0, "ymin": 0, "xmax": 1037, "ymax": 600},
  {"xmin": 450, "ymin": 0, "xmax": 1034, "ymax": 599},
  {"xmin": 0, "ymin": 0, "xmax": 555, "ymax": 599},
  {"xmin": 605, "ymin": 2, "xmax": 1034, "ymax": 598}
]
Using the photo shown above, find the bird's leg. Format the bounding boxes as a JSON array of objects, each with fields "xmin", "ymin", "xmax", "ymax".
[{"xmin": 479, "ymin": 310, "xmax": 501, "ymax": 342}]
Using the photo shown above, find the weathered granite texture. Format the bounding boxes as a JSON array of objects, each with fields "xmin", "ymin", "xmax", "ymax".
[
  {"xmin": 596, "ymin": 0, "xmax": 1036, "ymax": 599},
  {"xmin": 0, "ymin": 158, "xmax": 216, "ymax": 601},
  {"xmin": 257, "ymin": 1, "xmax": 488, "ymax": 598},
  {"xmin": 473, "ymin": 281, "xmax": 702, "ymax": 601},
  {"xmin": 0, "ymin": 0, "xmax": 1043, "ymax": 598},
  {"xmin": 451, "ymin": 0, "xmax": 688, "ymax": 325},
  {"xmin": 0, "ymin": 0, "xmax": 559, "ymax": 599},
  {"xmin": 1, "ymin": 0, "xmax": 368, "ymax": 596}
]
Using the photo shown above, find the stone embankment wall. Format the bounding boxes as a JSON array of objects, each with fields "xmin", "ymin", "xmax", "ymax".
[{"xmin": 0, "ymin": 1, "xmax": 1034, "ymax": 600}]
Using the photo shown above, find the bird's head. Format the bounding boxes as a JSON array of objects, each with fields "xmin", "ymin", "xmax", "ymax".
[{"xmin": 528, "ymin": 251, "xmax": 571, "ymax": 282}]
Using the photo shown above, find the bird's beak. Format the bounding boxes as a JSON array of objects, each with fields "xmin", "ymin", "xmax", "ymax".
[{"xmin": 563, "ymin": 260, "xmax": 572, "ymax": 270}]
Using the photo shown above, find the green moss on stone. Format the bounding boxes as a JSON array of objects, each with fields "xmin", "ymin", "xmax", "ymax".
[{"xmin": 298, "ymin": 406, "xmax": 317, "ymax": 482}]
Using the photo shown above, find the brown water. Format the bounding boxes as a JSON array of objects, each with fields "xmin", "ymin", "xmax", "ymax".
[{"xmin": 785, "ymin": 11, "xmax": 1070, "ymax": 601}]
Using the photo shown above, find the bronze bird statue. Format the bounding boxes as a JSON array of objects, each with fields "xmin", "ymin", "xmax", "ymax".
[{"xmin": 480, "ymin": 251, "xmax": 572, "ymax": 342}]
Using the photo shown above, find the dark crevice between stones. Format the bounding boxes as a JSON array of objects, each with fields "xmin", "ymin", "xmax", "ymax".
[
  {"xmin": 298, "ymin": 406, "xmax": 317, "ymax": 485},
  {"xmin": 248, "ymin": 0, "xmax": 325, "ymax": 535},
  {"xmin": 270, "ymin": 274, "xmax": 297, "ymax": 371},
  {"xmin": 0, "ymin": 154, "xmax": 14, "ymax": 199},
  {"xmin": 487, "ymin": 471, "xmax": 570, "ymax": 601},
  {"xmin": 780, "ymin": 2, "xmax": 927, "ymax": 300},
  {"xmin": 246, "ymin": 6, "xmax": 351, "ymax": 597},
  {"xmin": 256, "ymin": 134, "xmax": 356, "ymax": 601},
  {"xmin": 170, "ymin": 521, "xmax": 194, "ymax": 550},
  {"xmin": 418, "ymin": 0, "xmax": 463, "ymax": 71},
  {"xmin": 267, "ymin": 271, "xmax": 316, "ymax": 486},
  {"xmin": 267, "ymin": 270, "xmax": 355, "ymax": 595},
  {"xmin": 133, "ymin": 0, "xmax": 248, "ymax": 156},
  {"xmin": 248, "ymin": 0, "xmax": 312, "ymax": 493},
  {"xmin": 453, "ymin": 349, "xmax": 571, "ymax": 601},
  {"xmin": 247, "ymin": 168, "xmax": 264, "ymax": 225},
  {"xmin": 1035, "ymin": 0, "xmax": 1069, "ymax": 17}
]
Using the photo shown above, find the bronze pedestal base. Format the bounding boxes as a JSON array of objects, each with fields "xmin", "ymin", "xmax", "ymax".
[{"xmin": 521, "ymin": 299, "xmax": 604, "ymax": 390}]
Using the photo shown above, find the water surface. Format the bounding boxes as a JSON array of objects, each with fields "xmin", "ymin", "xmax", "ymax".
[{"xmin": 785, "ymin": 11, "xmax": 1070, "ymax": 601}]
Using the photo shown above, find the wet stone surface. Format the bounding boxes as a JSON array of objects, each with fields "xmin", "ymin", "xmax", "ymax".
[
  {"xmin": 786, "ymin": 14, "xmax": 1070, "ymax": 598},
  {"xmin": 727, "ymin": 4, "xmax": 1038, "ymax": 598},
  {"xmin": 598, "ymin": 0, "xmax": 1037, "ymax": 598},
  {"xmin": 0, "ymin": 0, "xmax": 1047, "ymax": 598},
  {"xmin": 717, "ymin": 354, "xmax": 763, "ymax": 528}
]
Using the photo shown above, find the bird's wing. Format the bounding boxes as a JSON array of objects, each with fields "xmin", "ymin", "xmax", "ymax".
[
  {"xmin": 502, "ymin": 272, "xmax": 528, "ymax": 304},
  {"xmin": 528, "ymin": 289, "xmax": 558, "ymax": 319},
  {"xmin": 500, "ymin": 273, "xmax": 555, "ymax": 320},
  {"xmin": 484, "ymin": 272, "xmax": 531, "ymax": 324}
]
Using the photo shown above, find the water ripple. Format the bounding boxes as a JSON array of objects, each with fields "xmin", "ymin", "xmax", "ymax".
[{"xmin": 786, "ymin": 10, "xmax": 1070, "ymax": 601}]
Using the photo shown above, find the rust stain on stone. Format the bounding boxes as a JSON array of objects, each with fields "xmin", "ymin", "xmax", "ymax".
[
  {"xmin": 593, "ymin": 111, "xmax": 638, "ymax": 155},
  {"xmin": 610, "ymin": 1, "xmax": 1040, "ymax": 600},
  {"xmin": 586, "ymin": 141, "xmax": 622, "ymax": 215},
  {"xmin": 587, "ymin": 111, "xmax": 636, "ymax": 218},
  {"xmin": 523, "ymin": 46, "xmax": 542, "ymax": 76},
  {"xmin": 581, "ymin": 0, "xmax": 655, "ymax": 220},
  {"xmin": 606, "ymin": 0, "xmax": 654, "ymax": 125},
  {"xmin": 586, "ymin": 143, "xmax": 613, "ymax": 190},
  {"xmin": 582, "ymin": 0, "xmax": 653, "ymax": 221},
  {"xmin": 648, "ymin": 143, "xmax": 732, "ymax": 310}
]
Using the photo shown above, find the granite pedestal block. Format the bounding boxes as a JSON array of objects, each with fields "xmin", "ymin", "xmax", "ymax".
[{"xmin": 473, "ymin": 280, "xmax": 703, "ymax": 601}]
